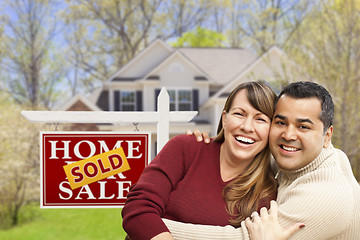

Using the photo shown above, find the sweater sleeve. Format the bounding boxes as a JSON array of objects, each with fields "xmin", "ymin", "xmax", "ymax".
[
  {"xmin": 276, "ymin": 172, "xmax": 354, "ymax": 239},
  {"xmin": 122, "ymin": 135, "xmax": 192, "ymax": 240},
  {"xmin": 163, "ymin": 218, "xmax": 249, "ymax": 240}
]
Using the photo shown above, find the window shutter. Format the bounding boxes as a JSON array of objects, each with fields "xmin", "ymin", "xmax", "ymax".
[
  {"xmin": 192, "ymin": 89, "xmax": 199, "ymax": 111},
  {"xmin": 136, "ymin": 91, "xmax": 143, "ymax": 111},
  {"xmin": 114, "ymin": 90, "xmax": 121, "ymax": 111},
  {"xmin": 96, "ymin": 90, "xmax": 109, "ymax": 111},
  {"xmin": 155, "ymin": 89, "xmax": 160, "ymax": 111}
]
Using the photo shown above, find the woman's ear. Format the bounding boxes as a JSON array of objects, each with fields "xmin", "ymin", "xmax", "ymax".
[{"xmin": 222, "ymin": 110, "xmax": 227, "ymax": 129}]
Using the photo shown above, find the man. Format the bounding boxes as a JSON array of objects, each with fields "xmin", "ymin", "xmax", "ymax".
[{"xmin": 162, "ymin": 81, "xmax": 360, "ymax": 239}]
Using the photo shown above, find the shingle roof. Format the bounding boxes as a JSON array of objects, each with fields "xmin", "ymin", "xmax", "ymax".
[{"xmin": 178, "ymin": 48, "xmax": 257, "ymax": 85}]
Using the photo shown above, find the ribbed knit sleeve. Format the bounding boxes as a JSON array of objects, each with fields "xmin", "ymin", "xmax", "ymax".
[
  {"xmin": 163, "ymin": 218, "xmax": 250, "ymax": 240},
  {"xmin": 122, "ymin": 135, "xmax": 192, "ymax": 240}
]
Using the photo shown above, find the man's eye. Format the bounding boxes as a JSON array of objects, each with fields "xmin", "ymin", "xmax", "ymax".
[
  {"xmin": 299, "ymin": 125, "xmax": 310, "ymax": 130},
  {"xmin": 275, "ymin": 121, "xmax": 285, "ymax": 126}
]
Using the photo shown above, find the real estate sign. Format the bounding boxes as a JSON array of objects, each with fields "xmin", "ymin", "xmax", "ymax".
[{"xmin": 40, "ymin": 131, "xmax": 150, "ymax": 208}]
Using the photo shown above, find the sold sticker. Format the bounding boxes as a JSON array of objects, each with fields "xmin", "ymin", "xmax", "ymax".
[{"xmin": 63, "ymin": 147, "xmax": 130, "ymax": 190}]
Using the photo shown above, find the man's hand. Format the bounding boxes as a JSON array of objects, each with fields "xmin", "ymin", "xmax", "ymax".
[
  {"xmin": 245, "ymin": 201, "xmax": 305, "ymax": 240},
  {"xmin": 186, "ymin": 129, "xmax": 211, "ymax": 143}
]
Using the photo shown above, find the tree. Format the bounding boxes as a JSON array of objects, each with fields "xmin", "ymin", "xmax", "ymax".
[
  {"xmin": 286, "ymin": 0, "xmax": 360, "ymax": 180},
  {"xmin": 62, "ymin": 0, "xmax": 216, "ymax": 91},
  {"xmin": 0, "ymin": 94, "xmax": 47, "ymax": 228},
  {"xmin": 63, "ymin": 0, "xmax": 165, "ymax": 90},
  {"xmin": 158, "ymin": 0, "xmax": 214, "ymax": 38},
  {"xmin": 1, "ymin": 0, "xmax": 65, "ymax": 110},
  {"xmin": 220, "ymin": 0, "xmax": 313, "ymax": 53},
  {"xmin": 171, "ymin": 26, "xmax": 227, "ymax": 47}
]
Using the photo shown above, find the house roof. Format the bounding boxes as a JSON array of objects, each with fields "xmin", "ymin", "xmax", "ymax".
[
  {"xmin": 106, "ymin": 39, "xmax": 173, "ymax": 82},
  {"xmin": 106, "ymin": 39, "xmax": 258, "ymax": 86},
  {"xmin": 202, "ymin": 46, "xmax": 288, "ymax": 108},
  {"xmin": 54, "ymin": 94, "xmax": 102, "ymax": 111},
  {"xmin": 178, "ymin": 48, "xmax": 257, "ymax": 85},
  {"xmin": 143, "ymin": 50, "xmax": 212, "ymax": 81}
]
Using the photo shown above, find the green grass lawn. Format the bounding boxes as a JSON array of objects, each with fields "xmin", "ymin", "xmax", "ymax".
[{"xmin": 0, "ymin": 203, "xmax": 126, "ymax": 240}]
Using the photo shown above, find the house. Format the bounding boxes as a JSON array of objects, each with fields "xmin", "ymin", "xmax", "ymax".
[{"xmin": 57, "ymin": 39, "xmax": 291, "ymax": 158}]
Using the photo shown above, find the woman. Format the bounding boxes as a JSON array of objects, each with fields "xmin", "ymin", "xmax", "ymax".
[{"xmin": 122, "ymin": 81, "xmax": 278, "ymax": 240}]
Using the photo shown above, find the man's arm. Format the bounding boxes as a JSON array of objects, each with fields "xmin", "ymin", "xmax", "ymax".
[
  {"xmin": 163, "ymin": 202, "xmax": 303, "ymax": 240},
  {"xmin": 186, "ymin": 129, "xmax": 211, "ymax": 143},
  {"xmin": 245, "ymin": 201, "xmax": 304, "ymax": 240},
  {"xmin": 163, "ymin": 218, "xmax": 250, "ymax": 240},
  {"xmin": 275, "ymin": 179, "xmax": 353, "ymax": 239}
]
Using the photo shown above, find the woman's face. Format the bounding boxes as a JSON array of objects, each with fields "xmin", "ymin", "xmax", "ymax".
[{"xmin": 222, "ymin": 89, "xmax": 271, "ymax": 164}]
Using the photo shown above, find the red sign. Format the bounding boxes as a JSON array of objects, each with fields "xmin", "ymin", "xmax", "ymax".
[{"xmin": 40, "ymin": 131, "xmax": 150, "ymax": 208}]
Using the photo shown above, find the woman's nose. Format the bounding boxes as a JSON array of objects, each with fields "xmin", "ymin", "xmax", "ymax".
[{"xmin": 240, "ymin": 117, "xmax": 254, "ymax": 132}]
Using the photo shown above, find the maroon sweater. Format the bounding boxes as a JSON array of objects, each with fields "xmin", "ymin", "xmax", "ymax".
[{"xmin": 122, "ymin": 135, "xmax": 273, "ymax": 240}]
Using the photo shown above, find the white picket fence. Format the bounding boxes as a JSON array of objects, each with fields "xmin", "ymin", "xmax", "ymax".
[{"xmin": 22, "ymin": 87, "xmax": 198, "ymax": 153}]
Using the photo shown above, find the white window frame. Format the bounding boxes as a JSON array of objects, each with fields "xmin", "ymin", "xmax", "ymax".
[
  {"xmin": 167, "ymin": 88, "xmax": 192, "ymax": 111},
  {"xmin": 120, "ymin": 90, "xmax": 136, "ymax": 111}
]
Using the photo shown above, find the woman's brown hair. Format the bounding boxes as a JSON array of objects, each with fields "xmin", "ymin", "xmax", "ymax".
[{"xmin": 215, "ymin": 81, "xmax": 278, "ymax": 227}]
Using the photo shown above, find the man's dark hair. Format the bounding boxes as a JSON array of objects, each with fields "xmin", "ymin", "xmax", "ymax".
[{"xmin": 276, "ymin": 81, "xmax": 334, "ymax": 133}]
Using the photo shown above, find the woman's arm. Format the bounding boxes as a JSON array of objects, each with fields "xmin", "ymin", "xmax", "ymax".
[{"xmin": 122, "ymin": 135, "xmax": 191, "ymax": 240}]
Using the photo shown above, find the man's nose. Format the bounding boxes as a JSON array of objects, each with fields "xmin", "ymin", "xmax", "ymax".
[{"xmin": 281, "ymin": 125, "xmax": 297, "ymax": 141}]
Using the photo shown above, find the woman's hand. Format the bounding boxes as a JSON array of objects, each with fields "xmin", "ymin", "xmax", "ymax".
[
  {"xmin": 186, "ymin": 129, "xmax": 211, "ymax": 143},
  {"xmin": 245, "ymin": 201, "xmax": 305, "ymax": 240}
]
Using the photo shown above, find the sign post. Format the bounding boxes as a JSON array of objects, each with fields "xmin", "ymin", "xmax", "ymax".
[{"xmin": 22, "ymin": 88, "xmax": 198, "ymax": 208}]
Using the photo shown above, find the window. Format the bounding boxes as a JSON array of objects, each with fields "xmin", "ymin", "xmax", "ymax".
[
  {"xmin": 168, "ymin": 90, "xmax": 176, "ymax": 111},
  {"xmin": 167, "ymin": 89, "xmax": 192, "ymax": 111},
  {"xmin": 178, "ymin": 90, "xmax": 192, "ymax": 111},
  {"xmin": 121, "ymin": 91, "xmax": 136, "ymax": 111}
]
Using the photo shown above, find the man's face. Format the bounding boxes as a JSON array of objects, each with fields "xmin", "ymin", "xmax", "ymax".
[{"xmin": 269, "ymin": 95, "xmax": 333, "ymax": 171}]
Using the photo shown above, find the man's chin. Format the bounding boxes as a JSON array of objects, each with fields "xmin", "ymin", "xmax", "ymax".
[{"xmin": 275, "ymin": 157, "xmax": 299, "ymax": 171}]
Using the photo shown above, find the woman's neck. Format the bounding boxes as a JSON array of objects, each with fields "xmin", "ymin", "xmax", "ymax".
[{"xmin": 219, "ymin": 143, "xmax": 252, "ymax": 182}]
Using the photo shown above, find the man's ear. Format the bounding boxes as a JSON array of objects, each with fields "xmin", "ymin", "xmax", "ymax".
[{"xmin": 323, "ymin": 126, "xmax": 333, "ymax": 148}]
